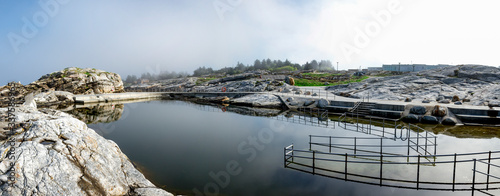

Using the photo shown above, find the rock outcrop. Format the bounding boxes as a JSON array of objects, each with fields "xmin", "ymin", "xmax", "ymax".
[
  {"xmin": 0, "ymin": 67, "xmax": 124, "ymax": 107},
  {"xmin": 34, "ymin": 67, "xmax": 124, "ymax": 94},
  {"xmin": 231, "ymin": 94, "xmax": 282, "ymax": 108},
  {"xmin": 327, "ymin": 65, "xmax": 500, "ymax": 106},
  {"xmin": 0, "ymin": 105, "xmax": 172, "ymax": 195}
]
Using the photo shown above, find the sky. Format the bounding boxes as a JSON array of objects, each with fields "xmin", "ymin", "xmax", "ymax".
[{"xmin": 1, "ymin": 0, "xmax": 500, "ymax": 84}]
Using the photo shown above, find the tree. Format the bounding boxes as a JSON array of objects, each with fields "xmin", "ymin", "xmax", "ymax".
[
  {"xmin": 293, "ymin": 63, "xmax": 302, "ymax": 70},
  {"xmin": 125, "ymin": 75, "xmax": 137, "ymax": 83},
  {"xmin": 304, "ymin": 62, "xmax": 312, "ymax": 70},
  {"xmin": 193, "ymin": 66, "xmax": 214, "ymax": 76},
  {"xmin": 284, "ymin": 59, "xmax": 291, "ymax": 67},
  {"xmin": 310, "ymin": 60, "xmax": 319, "ymax": 70},
  {"xmin": 276, "ymin": 60, "xmax": 283, "ymax": 68},
  {"xmin": 236, "ymin": 62, "xmax": 246, "ymax": 72},
  {"xmin": 319, "ymin": 60, "xmax": 333, "ymax": 70}
]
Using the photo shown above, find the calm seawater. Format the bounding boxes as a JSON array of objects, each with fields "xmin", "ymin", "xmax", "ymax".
[{"xmin": 75, "ymin": 100, "xmax": 500, "ymax": 196}]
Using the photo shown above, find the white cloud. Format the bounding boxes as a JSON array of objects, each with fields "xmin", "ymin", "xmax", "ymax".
[{"xmin": 2, "ymin": 0, "xmax": 500, "ymax": 84}]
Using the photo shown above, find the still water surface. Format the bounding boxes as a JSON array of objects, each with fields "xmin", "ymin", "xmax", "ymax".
[{"xmin": 77, "ymin": 100, "xmax": 500, "ymax": 196}]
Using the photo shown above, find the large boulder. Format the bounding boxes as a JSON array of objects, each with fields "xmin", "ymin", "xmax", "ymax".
[
  {"xmin": 34, "ymin": 91, "xmax": 75, "ymax": 105},
  {"xmin": 304, "ymin": 99, "xmax": 315, "ymax": 106},
  {"xmin": 439, "ymin": 99, "xmax": 451, "ymax": 104},
  {"xmin": 0, "ymin": 105, "xmax": 172, "ymax": 196},
  {"xmin": 431, "ymin": 105, "xmax": 447, "ymax": 117},
  {"xmin": 421, "ymin": 115, "xmax": 439, "ymax": 124},
  {"xmin": 410, "ymin": 106, "xmax": 427, "ymax": 115},
  {"xmin": 442, "ymin": 117, "xmax": 458, "ymax": 125},
  {"xmin": 317, "ymin": 99, "xmax": 330, "ymax": 108},
  {"xmin": 402, "ymin": 114, "xmax": 420, "ymax": 123},
  {"xmin": 285, "ymin": 76, "xmax": 295, "ymax": 86}
]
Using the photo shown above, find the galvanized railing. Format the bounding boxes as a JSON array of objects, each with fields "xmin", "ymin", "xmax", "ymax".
[
  {"xmin": 284, "ymin": 146, "xmax": 500, "ymax": 192},
  {"xmin": 308, "ymin": 134, "xmax": 437, "ymax": 158},
  {"xmin": 472, "ymin": 157, "xmax": 500, "ymax": 196},
  {"xmin": 338, "ymin": 112, "xmax": 404, "ymax": 140},
  {"xmin": 271, "ymin": 111, "xmax": 334, "ymax": 129}
]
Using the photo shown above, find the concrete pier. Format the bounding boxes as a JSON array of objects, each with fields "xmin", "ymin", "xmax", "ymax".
[{"xmin": 73, "ymin": 92, "xmax": 165, "ymax": 104}]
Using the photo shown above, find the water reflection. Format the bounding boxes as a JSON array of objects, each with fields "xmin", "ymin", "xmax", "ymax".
[
  {"xmin": 67, "ymin": 103, "xmax": 124, "ymax": 124},
  {"xmin": 418, "ymin": 124, "xmax": 500, "ymax": 139},
  {"xmin": 75, "ymin": 100, "xmax": 500, "ymax": 196}
]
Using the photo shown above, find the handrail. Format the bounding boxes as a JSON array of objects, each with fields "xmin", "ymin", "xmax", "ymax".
[
  {"xmin": 350, "ymin": 102, "xmax": 362, "ymax": 112},
  {"xmin": 286, "ymin": 148, "xmax": 500, "ymax": 160},
  {"xmin": 472, "ymin": 155, "xmax": 500, "ymax": 195}
]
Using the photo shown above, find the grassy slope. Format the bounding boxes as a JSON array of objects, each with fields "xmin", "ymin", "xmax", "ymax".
[{"xmin": 294, "ymin": 75, "xmax": 369, "ymax": 86}]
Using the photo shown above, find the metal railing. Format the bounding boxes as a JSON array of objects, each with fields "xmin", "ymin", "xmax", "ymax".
[
  {"xmin": 338, "ymin": 112, "xmax": 403, "ymax": 140},
  {"xmin": 284, "ymin": 146, "xmax": 500, "ymax": 192},
  {"xmin": 472, "ymin": 157, "xmax": 500, "ymax": 196},
  {"xmin": 349, "ymin": 102, "xmax": 362, "ymax": 113},
  {"xmin": 308, "ymin": 134, "xmax": 437, "ymax": 158},
  {"xmin": 271, "ymin": 111, "xmax": 334, "ymax": 129}
]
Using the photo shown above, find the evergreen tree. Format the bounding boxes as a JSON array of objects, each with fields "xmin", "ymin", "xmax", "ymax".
[{"xmin": 310, "ymin": 60, "xmax": 319, "ymax": 70}]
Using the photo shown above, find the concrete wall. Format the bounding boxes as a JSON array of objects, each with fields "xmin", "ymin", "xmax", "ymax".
[{"xmin": 382, "ymin": 64, "xmax": 451, "ymax": 72}]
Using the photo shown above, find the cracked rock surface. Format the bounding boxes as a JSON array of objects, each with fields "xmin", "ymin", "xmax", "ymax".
[
  {"xmin": 327, "ymin": 65, "xmax": 500, "ymax": 106},
  {"xmin": 0, "ymin": 106, "xmax": 172, "ymax": 196}
]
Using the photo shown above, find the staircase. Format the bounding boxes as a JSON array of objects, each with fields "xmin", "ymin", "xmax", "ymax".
[{"xmin": 350, "ymin": 102, "xmax": 376, "ymax": 115}]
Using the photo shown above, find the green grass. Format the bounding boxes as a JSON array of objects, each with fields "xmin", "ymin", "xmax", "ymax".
[
  {"xmin": 270, "ymin": 66, "xmax": 297, "ymax": 72},
  {"xmin": 196, "ymin": 77, "xmax": 217, "ymax": 85},
  {"xmin": 294, "ymin": 76, "xmax": 369, "ymax": 86},
  {"xmin": 302, "ymin": 73, "xmax": 341, "ymax": 78}
]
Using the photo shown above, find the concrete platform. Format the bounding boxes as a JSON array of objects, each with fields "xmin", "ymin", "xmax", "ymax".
[{"xmin": 74, "ymin": 92, "xmax": 165, "ymax": 104}]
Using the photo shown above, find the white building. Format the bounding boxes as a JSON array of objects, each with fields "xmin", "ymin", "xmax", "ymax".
[{"xmin": 382, "ymin": 64, "xmax": 451, "ymax": 72}]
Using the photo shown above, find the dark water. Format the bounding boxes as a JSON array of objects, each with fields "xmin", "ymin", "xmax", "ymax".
[{"xmin": 77, "ymin": 100, "xmax": 500, "ymax": 196}]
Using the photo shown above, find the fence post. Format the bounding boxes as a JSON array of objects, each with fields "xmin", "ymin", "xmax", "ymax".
[
  {"xmin": 345, "ymin": 153, "xmax": 348, "ymax": 180},
  {"xmin": 380, "ymin": 138, "xmax": 383, "ymax": 155},
  {"xmin": 416, "ymin": 129, "xmax": 419, "ymax": 153},
  {"xmin": 452, "ymin": 153, "xmax": 457, "ymax": 191},
  {"xmin": 472, "ymin": 159, "xmax": 477, "ymax": 196},
  {"xmin": 354, "ymin": 137, "xmax": 357, "ymax": 154},
  {"xmin": 383, "ymin": 119, "xmax": 385, "ymax": 134},
  {"xmin": 487, "ymin": 151, "xmax": 492, "ymax": 190},
  {"xmin": 380, "ymin": 154, "xmax": 383, "ymax": 186},
  {"xmin": 417, "ymin": 155, "xmax": 421, "ymax": 190},
  {"xmin": 309, "ymin": 135, "xmax": 312, "ymax": 150},
  {"xmin": 434, "ymin": 137, "xmax": 437, "ymax": 155},
  {"xmin": 407, "ymin": 129, "xmax": 410, "ymax": 155},
  {"xmin": 329, "ymin": 136, "xmax": 332, "ymax": 153},
  {"xmin": 283, "ymin": 147, "xmax": 286, "ymax": 168},
  {"xmin": 425, "ymin": 131, "xmax": 428, "ymax": 155},
  {"xmin": 312, "ymin": 151, "xmax": 316, "ymax": 175}
]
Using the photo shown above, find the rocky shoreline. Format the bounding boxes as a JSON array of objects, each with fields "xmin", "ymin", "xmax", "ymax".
[
  {"xmin": 0, "ymin": 101, "xmax": 172, "ymax": 195},
  {"xmin": 1, "ymin": 65, "xmax": 500, "ymax": 195}
]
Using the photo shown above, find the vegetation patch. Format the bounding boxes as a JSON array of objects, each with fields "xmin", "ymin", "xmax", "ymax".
[
  {"xmin": 196, "ymin": 77, "xmax": 217, "ymax": 85},
  {"xmin": 295, "ymin": 76, "xmax": 369, "ymax": 86},
  {"xmin": 302, "ymin": 73, "xmax": 341, "ymax": 78},
  {"xmin": 270, "ymin": 66, "xmax": 297, "ymax": 72}
]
